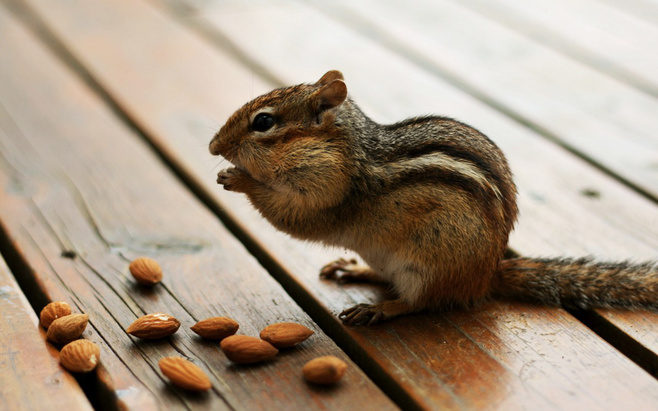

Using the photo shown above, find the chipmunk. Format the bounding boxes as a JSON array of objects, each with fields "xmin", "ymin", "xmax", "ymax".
[{"xmin": 209, "ymin": 70, "xmax": 658, "ymax": 325}]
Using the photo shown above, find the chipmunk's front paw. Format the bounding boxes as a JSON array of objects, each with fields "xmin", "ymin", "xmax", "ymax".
[{"xmin": 217, "ymin": 167, "xmax": 250, "ymax": 192}]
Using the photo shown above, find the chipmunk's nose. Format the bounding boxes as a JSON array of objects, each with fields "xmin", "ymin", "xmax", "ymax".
[{"xmin": 209, "ymin": 133, "xmax": 221, "ymax": 155}]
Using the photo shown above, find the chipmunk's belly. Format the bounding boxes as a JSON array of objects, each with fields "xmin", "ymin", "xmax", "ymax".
[
  {"xmin": 358, "ymin": 248, "xmax": 409, "ymax": 281},
  {"xmin": 359, "ymin": 247, "xmax": 435, "ymax": 304}
]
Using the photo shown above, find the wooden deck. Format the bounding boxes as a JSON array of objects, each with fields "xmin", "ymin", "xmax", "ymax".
[{"xmin": 1, "ymin": 0, "xmax": 657, "ymax": 409}]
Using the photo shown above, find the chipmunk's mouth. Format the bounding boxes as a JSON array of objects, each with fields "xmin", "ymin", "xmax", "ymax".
[
  {"xmin": 221, "ymin": 156, "xmax": 255, "ymax": 181},
  {"xmin": 228, "ymin": 156, "xmax": 246, "ymax": 172},
  {"xmin": 212, "ymin": 142, "xmax": 246, "ymax": 173}
]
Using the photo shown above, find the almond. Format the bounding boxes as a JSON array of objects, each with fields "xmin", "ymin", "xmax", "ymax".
[
  {"xmin": 40, "ymin": 301, "xmax": 72, "ymax": 329},
  {"xmin": 260, "ymin": 322, "xmax": 314, "ymax": 348},
  {"xmin": 46, "ymin": 313, "xmax": 89, "ymax": 344},
  {"xmin": 126, "ymin": 313, "xmax": 180, "ymax": 339},
  {"xmin": 220, "ymin": 335, "xmax": 278, "ymax": 364},
  {"xmin": 129, "ymin": 257, "xmax": 163, "ymax": 286},
  {"xmin": 191, "ymin": 317, "xmax": 239, "ymax": 340},
  {"xmin": 60, "ymin": 339, "xmax": 101, "ymax": 373},
  {"xmin": 159, "ymin": 356, "xmax": 212, "ymax": 391},
  {"xmin": 302, "ymin": 356, "xmax": 348, "ymax": 385}
]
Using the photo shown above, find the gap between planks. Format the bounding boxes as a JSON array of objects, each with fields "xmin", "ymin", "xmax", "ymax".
[{"xmin": 0, "ymin": 245, "xmax": 93, "ymax": 410}]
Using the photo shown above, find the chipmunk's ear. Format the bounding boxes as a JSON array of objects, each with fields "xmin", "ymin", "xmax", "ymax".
[
  {"xmin": 312, "ymin": 79, "xmax": 347, "ymax": 111},
  {"xmin": 316, "ymin": 70, "xmax": 344, "ymax": 86}
]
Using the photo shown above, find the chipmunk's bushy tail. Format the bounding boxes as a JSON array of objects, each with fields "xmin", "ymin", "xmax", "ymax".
[{"xmin": 492, "ymin": 257, "xmax": 658, "ymax": 310}]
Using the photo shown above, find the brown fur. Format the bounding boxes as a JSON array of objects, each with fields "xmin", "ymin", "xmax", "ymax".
[{"xmin": 210, "ymin": 70, "xmax": 658, "ymax": 325}]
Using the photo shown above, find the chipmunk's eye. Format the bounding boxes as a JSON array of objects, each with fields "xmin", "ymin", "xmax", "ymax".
[{"xmin": 252, "ymin": 113, "xmax": 275, "ymax": 132}]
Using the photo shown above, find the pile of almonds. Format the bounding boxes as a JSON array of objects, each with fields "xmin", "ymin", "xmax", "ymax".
[
  {"xmin": 127, "ymin": 310, "xmax": 344, "ymax": 388},
  {"xmin": 40, "ymin": 256, "xmax": 349, "ymax": 393},
  {"xmin": 40, "ymin": 301, "xmax": 100, "ymax": 373}
]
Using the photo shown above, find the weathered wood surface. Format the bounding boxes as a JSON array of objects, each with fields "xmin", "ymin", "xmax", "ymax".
[
  {"xmin": 0, "ymin": 254, "xmax": 92, "ymax": 411},
  {"xmin": 0, "ymin": 4, "xmax": 394, "ymax": 410},
  {"xmin": 307, "ymin": 0, "xmax": 658, "ymax": 201},
  {"xmin": 456, "ymin": 0, "xmax": 658, "ymax": 97},
  {"xmin": 10, "ymin": 0, "xmax": 658, "ymax": 409},
  {"xmin": 172, "ymin": 0, "xmax": 658, "ymax": 358}
]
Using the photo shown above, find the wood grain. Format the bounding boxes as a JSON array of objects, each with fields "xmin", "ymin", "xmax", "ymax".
[
  {"xmin": 13, "ymin": 0, "xmax": 658, "ymax": 408},
  {"xmin": 0, "ymin": 5, "xmax": 394, "ymax": 410},
  {"xmin": 306, "ymin": 0, "xmax": 658, "ymax": 200},
  {"xmin": 0, "ymin": 254, "xmax": 92, "ymax": 411}
]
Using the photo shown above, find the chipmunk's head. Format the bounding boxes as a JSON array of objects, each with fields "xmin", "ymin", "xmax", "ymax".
[{"xmin": 209, "ymin": 70, "xmax": 354, "ymax": 207}]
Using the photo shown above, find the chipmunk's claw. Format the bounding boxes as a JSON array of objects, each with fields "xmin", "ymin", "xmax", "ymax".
[
  {"xmin": 217, "ymin": 167, "xmax": 253, "ymax": 192},
  {"xmin": 339, "ymin": 299, "xmax": 416, "ymax": 325},
  {"xmin": 216, "ymin": 167, "xmax": 238, "ymax": 190}
]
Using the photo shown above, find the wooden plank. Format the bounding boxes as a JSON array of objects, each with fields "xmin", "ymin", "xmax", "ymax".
[
  {"xmin": 15, "ymin": 0, "xmax": 658, "ymax": 408},
  {"xmin": 457, "ymin": 0, "xmax": 658, "ymax": 97},
  {"xmin": 0, "ymin": 5, "xmax": 395, "ymax": 410},
  {"xmin": 0, "ymin": 254, "xmax": 92, "ymax": 411},
  {"xmin": 596, "ymin": 0, "xmax": 658, "ymax": 26},
  {"xmin": 304, "ymin": 0, "xmax": 658, "ymax": 200}
]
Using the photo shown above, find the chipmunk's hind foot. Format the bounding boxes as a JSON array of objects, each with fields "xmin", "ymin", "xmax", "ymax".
[{"xmin": 339, "ymin": 299, "xmax": 415, "ymax": 325}]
